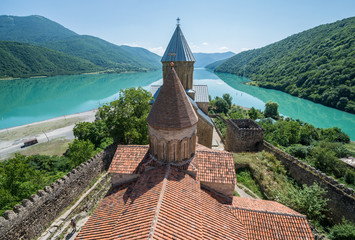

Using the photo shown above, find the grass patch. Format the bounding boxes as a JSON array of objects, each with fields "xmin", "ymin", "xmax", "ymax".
[
  {"xmin": 233, "ymin": 151, "xmax": 294, "ymax": 200},
  {"xmin": 233, "ymin": 190, "xmax": 240, "ymax": 197},
  {"xmin": 10, "ymin": 138, "xmax": 72, "ymax": 158},
  {"xmin": 235, "ymin": 168, "xmax": 264, "ymax": 198},
  {"xmin": 0, "ymin": 117, "xmax": 86, "ymax": 141},
  {"xmin": 345, "ymin": 142, "xmax": 355, "ymax": 157}
]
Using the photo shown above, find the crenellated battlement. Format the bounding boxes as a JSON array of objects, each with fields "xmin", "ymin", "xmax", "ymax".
[
  {"xmin": 225, "ymin": 118, "xmax": 264, "ymax": 152},
  {"xmin": 0, "ymin": 143, "xmax": 117, "ymax": 240}
]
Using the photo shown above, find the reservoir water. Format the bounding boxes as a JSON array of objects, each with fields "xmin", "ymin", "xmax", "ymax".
[{"xmin": 0, "ymin": 68, "xmax": 354, "ymax": 140}]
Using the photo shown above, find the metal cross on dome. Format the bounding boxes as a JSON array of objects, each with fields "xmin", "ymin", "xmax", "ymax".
[
  {"xmin": 168, "ymin": 50, "xmax": 176, "ymax": 62},
  {"xmin": 176, "ymin": 17, "xmax": 180, "ymax": 25}
]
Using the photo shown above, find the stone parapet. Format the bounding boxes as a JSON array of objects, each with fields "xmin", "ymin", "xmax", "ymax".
[
  {"xmin": 263, "ymin": 141, "xmax": 355, "ymax": 223},
  {"xmin": 0, "ymin": 144, "xmax": 117, "ymax": 240}
]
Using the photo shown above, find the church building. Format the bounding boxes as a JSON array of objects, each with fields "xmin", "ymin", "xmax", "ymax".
[
  {"xmin": 150, "ymin": 19, "xmax": 213, "ymax": 148},
  {"xmin": 76, "ymin": 22, "xmax": 314, "ymax": 240}
]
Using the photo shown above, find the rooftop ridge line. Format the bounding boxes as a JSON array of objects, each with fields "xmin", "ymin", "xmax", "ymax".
[
  {"xmin": 229, "ymin": 206, "xmax": 307, "ymax": 218},
  {"xmin": 147, "ymin": 164, "xmax": 171, "ymax": 240}
]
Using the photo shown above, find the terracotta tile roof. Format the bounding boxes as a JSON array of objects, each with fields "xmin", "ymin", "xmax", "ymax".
[
  {"xmin": 229, "ymin": 197, "xmax": 314, "ymax": 240},
  {"xmin": 232, "ymin": 197, "xmax": 301, "ymax": 215},
  {"xmin": 108, "ymin": 145, "xmax": 148, "ymax": 174},
  {"xmin": 193, "ymin": 149, "xmax": 237, "ymax": 185},
  {"xmin": 76, "ymin": 184, "xmax": 129, "ymax": 240},
  {"xmin": 147, "ymin": 67, "xmax": 198, "ymax": 130},
  {"xmin": 77, "ymin": 166, "xmax": 247, "ymax": 239},
  {"xmin": 111, "ymin": 166, "xmax": 167, "ymax": 239},
  {"xmin": 151, "ymin": 166, "xmax": 203, "ymax": 239},
  {"xmin": 200, "ymin": 189, "xmax": 246, "ymax": 239},
  {"xmin": 109, "ymin": 145, "xmax": 237, "ymax": 188}
]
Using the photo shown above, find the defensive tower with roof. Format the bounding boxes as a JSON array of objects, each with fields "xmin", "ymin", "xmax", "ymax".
[
  {"xmin": 147, "ymin": 64, "xmax": 198, "ymax": 162},
  {"xmin": 161, "ymin": 19, "xmax": 196, "ymax": 99}
]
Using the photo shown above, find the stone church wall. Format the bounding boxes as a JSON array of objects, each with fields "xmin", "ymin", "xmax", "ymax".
[
  {"xmin": 263, "ymin": 141, "xmax": 355, "ymax": 224},
  {"xmin": 0, "ymin": 144, "xmax": 117, "ymax": 240},
  {"xmin": 197, "ymin": 116, "xmax": 213, "ymax": 148}
]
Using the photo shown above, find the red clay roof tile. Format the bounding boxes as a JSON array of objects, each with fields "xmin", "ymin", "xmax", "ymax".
[
  {"xmin": 193, "ymin": 149, "xmax": 237, "ymax": 185},
  {"xmin": 109, "ymin": 145, "xmax": 148, "ymax": 174},
  {"xmin": 230, "ymin": 197, "xmax": 314, "ymax": 240},
  {"xmin": 77, "ymin": 166, "xmax": 247, "ymax": 239},
  {"xmin": 84, "ymin": 145, "xmax": 313, "ymax": 240},
  {"xmin": 147, "ymin": 67, "xmax": 198, "ymax": 130}
]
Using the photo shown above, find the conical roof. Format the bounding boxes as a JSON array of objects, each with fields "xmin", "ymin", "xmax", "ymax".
[
  {"xmin": 161, "ymin": 25, "xmax": 195, "ymax": 62},
  {"xmin": 147, "ymin": 66, "xmax": 198, "ymax": 129}
]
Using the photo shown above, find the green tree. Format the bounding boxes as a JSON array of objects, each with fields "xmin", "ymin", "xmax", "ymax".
[
  {"xmin": 98, "ymin": 87, "xmax": 152, "ymax": 144},
  {"xmin": 299, "ymin": 123, "xmax": 319, "ymax": 145},
  {"xmin": 73, "ymin": 120, "xmax": 111, "ymax": 148},
  {"xmin": 329, "ymin": 218, "xmax": 355, "ymax": 240},
  {"xmin": 264, "ymin": 101, "xmax": 279, "ymax": 119},
  {"xmin": 215, "ymin": 97, "xmax": 229, "ymax": 114},
  {"xmin": 248, "ymin": 107, "xmax": 258, "ymax": 120},
  {"xmin": 320, "ymin": 127, "xmax": 350, "ymax": 143},
  {"xmin": 222, "ymin": 93, "xmax": 232, "ymax": 108},
  {"xmin": 277, "ymin": 183, "xmax": 328, "ymax": 224},
  {"xmin": 66, "ymin": 139, "xmax": 95, "ymax": 168},
  {"xmin": 310, "ymin": 146, "xmax": 345, "ymax": 178}
]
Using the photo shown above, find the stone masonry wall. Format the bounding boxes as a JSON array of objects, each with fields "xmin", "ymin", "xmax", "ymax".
[
  {"xmin": 225, "ymin": 119, "xmax": 264, "ymax": 153},
  {"xmin": 0, "ymin": 144, "xmax": 117, "ymax": 240},
  {"xmin": 201, "ymin": 182, "xmax": 234, "ymax": 198},
  {"xmin": 263, "ymin": 141, "xmax": 355, "ymax": 224},
  {"xmin": 197, "ymin": 116, "xmax": 213, "ymax": 148}
]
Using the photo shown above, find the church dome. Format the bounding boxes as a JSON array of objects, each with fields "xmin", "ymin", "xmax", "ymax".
[
  {"xmin": 147, "ymin": 66, "xmax": 198, "ymax": 130},
  {"xmin": 147, "ymin": 65, "xmax": 198, "ymax": 163}
]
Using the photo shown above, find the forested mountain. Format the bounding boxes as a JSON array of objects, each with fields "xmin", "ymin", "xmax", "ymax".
[
  {"xmin": 0, "ymin": 15, "xmax": 161, "ymax": 73},
  {"xmin": 215, "ymin": 17, "xmax": 355, "ymax": 113},
  {"xmin": 120, "ymin": 45, "xmax": 161, "ymax": 67},
  {"xmin": 193, "ymin": 51, "xmax": 235, "ymax": 67},
  {"xmin": 40, "ymin": 36, "xmax": 160, "ymax": 71},
  {"xmin": 0, "ymin": 15, "xmax": 77, "ymax": 43},
  {"xmin": 0, "ymin": 41, "xmax": 101, "ymax": 78},
  {"xmin": 205, "ymin": 58, "xmax": 229, "ymax": 69}
]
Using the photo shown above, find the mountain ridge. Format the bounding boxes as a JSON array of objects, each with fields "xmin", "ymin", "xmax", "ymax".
[
  {"xmin": 214, "ymin": 16, "xmax": 355, "ymax": 113},
  {"xmin": 193, "ymin": 51, "xmax": 235, "ymax": 68},
  {"xmin": 0, "ymin": 40, "xmax": 101, "ymax": 78},
  {"xmin": 0, "ymin": 15, "xmax": 161, "ymax": 73}
]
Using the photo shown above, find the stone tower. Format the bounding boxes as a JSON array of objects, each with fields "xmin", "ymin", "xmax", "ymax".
[
  {"xmin": 161, "ymin": 22, "xmax": 196, "ymax": 99},
  {"xmin": 147, "ymin": 64, "xmax": 198, "ymax": 162}
]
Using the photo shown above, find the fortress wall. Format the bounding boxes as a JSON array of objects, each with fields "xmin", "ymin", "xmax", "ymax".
[
  {"xmin": 263, "ymin": 141, "xmax": 355, "ymax": 223},
  {"xmin": 225, "ymin": 119, "xmax": 264, "ymax": 152},
  {"xmin": 0, "ymin": 144, "xmax": 117, "ymax": 240}
]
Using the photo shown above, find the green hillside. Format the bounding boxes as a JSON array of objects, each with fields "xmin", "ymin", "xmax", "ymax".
[
  {"xmin": 0, "ymin": 15, "xmax": 160, "ymax": 72},
  {"xmin": 0, "ymin": 41, "xmax": 101, "ymax": 78},
  {"xmin": 193, "ymin": 51, "xmax": 235, "ymax": 68},
  {"xmin": 120, "ymin": 45, "xmax": 161, "ymax": 69},
  {"xmin": 206, "ymin": 58, "xmax": 229, "ymax": 69},
  {"xmin": 0, "ymin": 15, "xmax": 77, "ymax": 43},
  {"xmin": 215, "ymin": 17, "xmax": 355, "ymax": 113},
  {"xmin": 40, "ymin": 36, "xmax": 160, "ymax": 71}
]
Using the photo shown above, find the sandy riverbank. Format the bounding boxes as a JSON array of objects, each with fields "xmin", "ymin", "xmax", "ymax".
[{"xmin": 0, "ymin": 109, "xmax": 97, "ymax": 160}]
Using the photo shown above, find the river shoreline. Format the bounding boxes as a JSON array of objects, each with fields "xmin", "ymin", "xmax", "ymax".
[
  {"xmin": 0, "ymin": 110, "xmax": 97, "ymax": 160},
  {"xmin": 0, "ymin": 109, "xmax": 97, "ymax": 134}
]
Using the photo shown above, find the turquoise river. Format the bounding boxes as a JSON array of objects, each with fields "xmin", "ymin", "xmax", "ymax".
[{"xmin": 0, "ymin": 68, "xmax": 354, "ymax": 140}]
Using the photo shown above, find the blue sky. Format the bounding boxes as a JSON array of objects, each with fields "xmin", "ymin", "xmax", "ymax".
[{"xmin": 1, "ymin": 0, "xmax": 354, "ymax": 55}]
